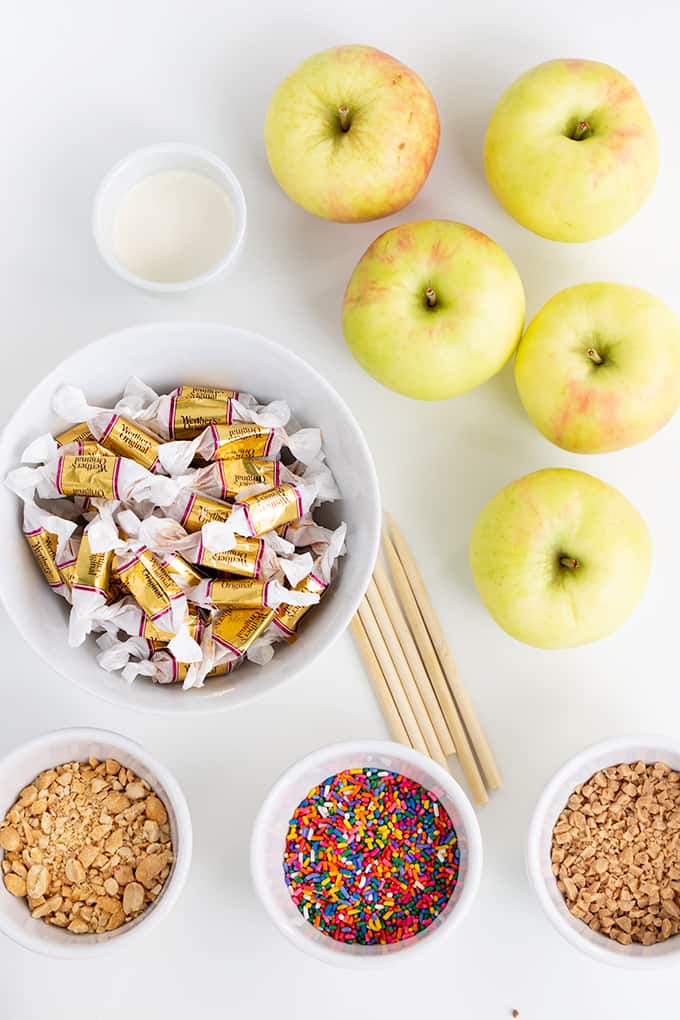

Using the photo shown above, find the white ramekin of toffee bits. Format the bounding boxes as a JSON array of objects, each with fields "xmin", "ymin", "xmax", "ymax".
[
  {"xmin": 528, "ymin": 735, "xmax": 680, "ymax": 969},
  {"xmin": 0, "ymin": 727, "xmax": 191, "ymax": 958}
]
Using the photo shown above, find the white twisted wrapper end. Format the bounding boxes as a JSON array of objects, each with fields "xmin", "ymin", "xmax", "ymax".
[
  {"xmin": 317, "ymin": 522, "xmax": 348, "ymax": 583},
  {"xmin": 285, "ymin": 427, "xmax": 322, "ymax": 465},
  {"xmin": 168, "ymin": 624, "xmax": 203, "ymax": 664},
  {"xmin": 87, "ymin": 500, "xmax": 128, "ymax": 554},
  {"xmin": 247, "ymin": 633, "xmax": 277, "ymax": 666},
  {"xmin": 96, "ymin": 632, "xmax": 151, "ymax": 672},
  {"xmin": 230, "ymin": 396, "xmax": 291, "ymax": 429},
  {"xmin": 21, "ymin": 433, "xmax": 60, "ymax": 465},
  {"xmin": 52, "ymin": 384, "xmax": 108, "ymax": 424},
  {"xmin": 279, "ymin": 551, "xmax": 315, "ymax": 589},
  {"xmin": 122, "ymin": 658, "xmax": 156, "ymax": 685},
  {"xmin": 156, "ymin": 437, "xmax": 203, "ymax": 476}
]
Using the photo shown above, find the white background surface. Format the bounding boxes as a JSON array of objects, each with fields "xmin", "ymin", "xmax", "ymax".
[{"xmin": 0, "ymin": 1, "xmax": 679, "ymax": 1016}]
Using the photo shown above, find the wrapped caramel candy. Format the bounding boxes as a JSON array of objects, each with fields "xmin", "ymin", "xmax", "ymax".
[
  {"xmin": 93, "ymin": 415, "xmax": 161, "ymax": 472},
  {"xmin": 114, "ymin": 378, "xmax": 290, "ymax": 438},
  {"xmin": 7, "ymin": 452, "xmax": 174, "ymax": 505},
  {"xmin": 22, "ymin": 503, "xmax": 77, "ymax": 600},
  {"xmin": 188, "ymin": 576, "xmax": 320, "ymax": 611},
  {"xmin": 211, "ymin": 605, "xmax": 275, "ymax": 656},
  {"xmin": 165, "ymin": 490, "xmax": 233, "ymax": 532},
  {"xmin": 114, "ymin": 545, "xmax": 187, "ymax": 635},
  {"xmin": 157, "ymin": 422, "xmax": 321, "ymax": 474},
  {"xmin": 49, "ymin": 388, "xmax": 164, "ymax": 471},
  {"xmin": 183, "ymin": 459, "xmax": 281, "ymax": 501}
]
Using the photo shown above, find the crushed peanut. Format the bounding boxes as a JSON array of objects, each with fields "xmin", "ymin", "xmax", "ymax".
[
  {"xmin": 552, "ymin": 761, "xmax": 680, "ymax": 946},
  {"xmin": 0, "ymin": 757, "xmax": 174, "ymax": 934}
]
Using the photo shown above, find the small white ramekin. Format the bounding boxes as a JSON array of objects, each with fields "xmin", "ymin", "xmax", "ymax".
[
  {"xmin": 250, "ymin": 740, "xmax": 482, "ymax": 969},
  {"xmin": 0, "ymin": 727, "xmax": 192, "ymax": 958},
  {"xmin": 527, "ymin": 734, "xmax": 680, "ymax": 970},
  {"xmin": 92, "ymin": 142, "xmax": 247, "ymax": 293}
]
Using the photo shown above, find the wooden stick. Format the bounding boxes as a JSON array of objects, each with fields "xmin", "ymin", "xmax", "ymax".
[
  {"xmin": 386, "ymin": 513, "xmax": 502, "ymax": 791},
  {"xmin": 350, "ymin": 615, "xmax": 409, "ymax": 746},
  {"xmin": 372, "ymin": 558, "xmax": 455, "ymax": 756},
  {"xmin": 357, "ymin": 598, "xmax": 428, "ymax": 756},
  {"xmin": 382, "ymin": 530, "xmax": 488, "ymax": 805},
  {"xmin": 365, "ymin": 578, "xmax": 449, "ymax": 770}
]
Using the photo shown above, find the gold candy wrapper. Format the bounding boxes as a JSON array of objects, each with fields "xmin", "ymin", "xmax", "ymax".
[
  {"xmin": 98, "ymin": 414, "xmax": 160, "ymax": 472},
  {"xmin": 56, "ymin": 454, "xmax": 118, "ymax": 499},
  {"xmin": 194, "ymin": 534, "xmax": 264, "ymax": 578},
  {"xmin": 201, "ymin": 578, "xmax": 272, "ymax": 608},
  {"xmin": 236, "ymin": 483, "xmax": 302, "ymax": 536},
  {"xmin": 55, "ymin": 422, "xmax": 95, "ymax": 447},
  {"xmin": 171, "ymin": 385, "xmax": 239, "ymax": 439},
  {"xmin": 209, "ymin": 423, "xmax": 275, "ymax": 462},
  {"xmin": 215, "ymin": 458, "xmax": 279, "ymax": 498},
  {"xmin": 212, "ymin": 604, "xmax": 275, "ymax": 656},
  {"xmin": 24, "ymin": 527, "xmax": 61, "ymax": 589},
  {"xmin": 116, "ymin": 547, "xmax": 185, "ymax": 624},
  {"xmin": 73, "ymin": 534, "xmax": 113, "ymax": 597},
  {"xmin": 274, "ymin": 573, "xmax": 328, "ymax": 640},
  {"xmin": 78, "ymin": 441, "xmax": 111, "ymax": 457},
  {"xmin": 160, "ymin": 551, "xmax": 204, "ymax": 588},
  {"xmin": 180, "ymin": 492, "xmax": 233, "ymax": 532}
]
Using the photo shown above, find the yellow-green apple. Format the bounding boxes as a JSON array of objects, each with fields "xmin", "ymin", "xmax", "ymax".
[
  {"xmin": 469, "ymin": 468, "xmax": 651, "ymax": 649},
  {"xmin": 264, "ymin": 45, "xmax": 439, "ymax": 222},
  {"xmin": 342, "ymin": 220, "xmax": 525, "ymax": 400},
  {"xmin": 515, "ymin": 283, "xmax": 680, "ymax": 453},
  {"xmin": 484, "ymin": 59, "xmax": 659, "ymax": 242}
]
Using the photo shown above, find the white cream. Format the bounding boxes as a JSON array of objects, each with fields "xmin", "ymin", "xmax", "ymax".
[{"xmin": 112, "ymin": 170, "xmax": 235, "ymax": 283}]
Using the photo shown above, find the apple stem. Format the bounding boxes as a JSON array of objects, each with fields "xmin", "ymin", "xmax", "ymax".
[
  {"xmin": 586, "ymin": 347, "xmax": 604, "ymax": 365},
  {"xmin": 425, "ymin": 287, "xmax": 437, "ymax": 308},
  {"xmin": 560, "ymin": 556, "xmax": 579, "ymax": 571},
  {"xmin": 338, "ymin": 105, "xmax": 351, "ymax": 132},
  {"xmin": 571, "ymin": 119, "xmax": 591, "ymax": 141}
]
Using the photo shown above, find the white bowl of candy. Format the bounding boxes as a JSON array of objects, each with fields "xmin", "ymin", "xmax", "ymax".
[{"xmin": 0, "ymin": 322, "xmax": 380, "ymax": 712}]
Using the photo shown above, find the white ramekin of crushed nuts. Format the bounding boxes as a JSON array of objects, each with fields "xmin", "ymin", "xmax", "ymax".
[
  {"xmin": 0, "ymin": 727, "xmax": 192, "ymax": 957},
  {"xmin": 527, "ymin": 735, "xmax": 680, "ymax": 969}
]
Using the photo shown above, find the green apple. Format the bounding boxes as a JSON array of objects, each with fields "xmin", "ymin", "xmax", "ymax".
[
  {"xmin": 515, "ymin": 283, "xmax": 680, "ymax": 453},
  {"xmin": 484, "ymin": 59, "xmax": 659, "ymax": 242},
  {"xmin": 469, "ymin": 468, "xmax": 651, "ymax": 649},
  {"xmin": 264, "ymin": 45, "xmax": 439, "ymax": 222},
  {"xmin": 342, "ymin": 220, "xmax": 525, "ymax": 400}
]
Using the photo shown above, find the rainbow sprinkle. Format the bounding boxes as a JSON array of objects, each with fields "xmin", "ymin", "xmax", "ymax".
[{"xmin": 282, "ymin": 767, "xmax": 460, "ymax": 944}]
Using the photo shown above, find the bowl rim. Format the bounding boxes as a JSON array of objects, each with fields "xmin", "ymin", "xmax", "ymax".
[
  {"xmin": 0, "ymin": 321, "xmax": 381, "ymax": 715},
  {"xmin": 0, "ymin": 726, "xmax": 192, "ymax": 958},
  {"xmin": 526, "ymin": 733, "xmax": 680, "ymax": 970},
  {"xmin": 249, "ymin": 739, "xmax": 483, "ymax": 969},
  {"xmin": 91, "ymin": 142, "xmax": 248, "ymax": 293}
]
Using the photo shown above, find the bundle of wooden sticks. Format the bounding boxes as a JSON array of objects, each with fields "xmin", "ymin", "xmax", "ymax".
[{"xmin": 351, "ymin": 513, "xmax": 501, "ymax": 805}]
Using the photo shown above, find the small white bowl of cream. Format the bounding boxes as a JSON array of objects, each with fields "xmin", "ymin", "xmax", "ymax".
[{"xmin": 92, "ymin": 143, "xmax": 246, "ymax": 293}]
